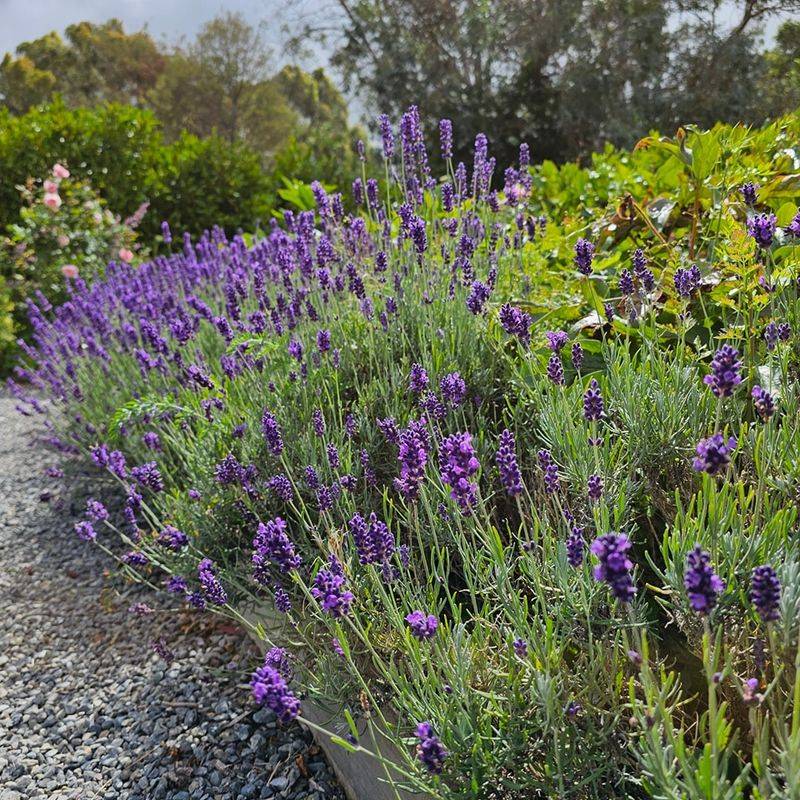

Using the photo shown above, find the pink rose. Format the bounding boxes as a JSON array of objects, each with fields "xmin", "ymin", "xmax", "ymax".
[
  {"xmin": 43, "ymin": 193, "xmax": 62, "ymax": 210},
  {"xmin": 44, "ymin": 180, "xmax": 59, "ymax": 193},
  {"xmin": 61, "ymin": 264, "xmax": 79, "ymax": 279},
  {"xmin": 118, "ymin": 248, "xmax": 134, "ymax": 263},
  {"xmin": 57, "ymin": 234, "xmax": 70, "ymax": 248},
  {"xmin": 53, "ymin": 163, "xmax": 70, "ymax": 179},
  {"xmin": 92, "ymin": 212, "xmax": 103, "ymax": 224}
]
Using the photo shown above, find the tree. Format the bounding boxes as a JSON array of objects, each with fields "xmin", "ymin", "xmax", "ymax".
[
  {"xmin": 269, "ymin": 67, "xmax": 363, "ymax": 192},
  {"xmin": 759, "ymin": 20, "xmax": 800, "ymax": 115},
  {"xmin": 0, "ymin": 20, "xmax": 165, "ymax": 112},
  {"xmin": 148, "ymin": 12, "xmax": 296, "ymax": 153},
  {"xmin": 299, "ymin": 0, "xmax": 800, "ymax": 163}
]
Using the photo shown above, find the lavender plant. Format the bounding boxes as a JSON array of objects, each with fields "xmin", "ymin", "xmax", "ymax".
[{"xmin": 10, "ymin": 108, "xmax": 800, "ymax": 799}]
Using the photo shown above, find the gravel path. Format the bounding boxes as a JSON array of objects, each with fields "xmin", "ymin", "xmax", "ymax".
[{"xmin": 0, "ymin": 395, "xmax": 344, "ymax": 800}]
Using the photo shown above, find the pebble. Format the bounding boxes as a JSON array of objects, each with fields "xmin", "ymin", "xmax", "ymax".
[{"xmin": 0, "ymin": 394, "xmax": 344, "ymax": 800}]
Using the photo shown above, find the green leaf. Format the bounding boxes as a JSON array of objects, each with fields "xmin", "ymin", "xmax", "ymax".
[
  {"xmin": 776, "ymin": 201, "xmax": 798, "ymax": 226},
  {"xmin": 689, "ymin": 131, "xmax": 721, "ymax": 183},
  {"xmin": 329, "ymin": 735, "xmax": 358, "ymax": 753}
]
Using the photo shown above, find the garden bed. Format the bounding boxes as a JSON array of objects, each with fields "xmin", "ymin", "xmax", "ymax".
[{"xmin": 9, "ymin": 107, "xmax": 800, "ymax": 798}]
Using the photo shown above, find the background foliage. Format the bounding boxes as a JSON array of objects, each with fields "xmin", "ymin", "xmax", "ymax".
[{"xmin": 296, "ymin": 0, "xmax": 800, "ymax": 166}]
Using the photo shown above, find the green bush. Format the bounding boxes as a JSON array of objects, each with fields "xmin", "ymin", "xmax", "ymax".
[
  {"xmin": 0, "ymin": 101, "xmax": 161, "ymax": 234},
  {"xmin": 0, "ymin": 274, "xmax": 15, "ymax": 356},
  {"xmin": 0, "ymin": 101, "xmax": 279, "ymax": 241},
  {"xmin": 154, "ymin": 133, "xmax": 273, "ymax": 238}
]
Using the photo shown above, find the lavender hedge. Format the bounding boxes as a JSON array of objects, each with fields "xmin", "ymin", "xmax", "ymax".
[{"xmin": 10, "ymin": 107, "xmax": 800, "ymax": 798}]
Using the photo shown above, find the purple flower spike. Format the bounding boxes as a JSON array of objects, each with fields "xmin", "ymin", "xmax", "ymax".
[
  {"xmin": 752, "ymin": 385, "xmax": 775, "ymax": 421},
  {"xmin": 750, "ymin": 565, "xmax": 781, "ymax": 623},
  {"xmin": 85, "ymin": 498, "xmax": 109, "ymax": 522},
  {"xmin": 311, "ymin": 557, "xmax": 354, "ymax": 618},
  {"xmin": 439, "ymin": 432, "xmax": 480, "ymax": 515},
  {"xmin": 158, "ymin": 525, "xmax": 188, "ymax": 551},
  {"xmin": 546, "ymin": 331, "xmax": 569, "ymax": 352},
  {"xmin": 574, "ymin": 238, "xmax": 595, "ymax": 275},
  {"xmin": 261, "ymin": 409, "xmax": 284, "ymax": 455},
  {"xmin": 587, "ymin": 474, "xmax": 603, "ymax": 501},
  {"xmin": 415, "ymin": 723, "xmax": 448, "ymax": 774},
  {"xmin": 498, "ymin": 304, "xmax": 532, "ymax": 346},
  {"xmin": 405, "ymin": 610, "xmax": 439, "ymax": 640},
  {"xmin": 349, "ymin": 512, "xmax": 395, "ymax": 565},
  {"xmin": 633, "ymin": 249, "xmax": 655, "ymax": 291},
  {"xmin": 566, "ymin": 526, "xmax": 585, "ymax": 567},
  {"xmin": 409, "ymin": 363, "xmax": 429, "ymax": 394},
  {"xmin": 674, "ymin": 265, "xmax": 701, "ymax": 298},
  {"xmin": 394, "ymin": 420, "xmax": 429, "ymax": 501},
  {"xmin": 538, "ymin": 449, "xmax": 560, "ymax": 494},
  {"xmin": 547, "ymin": 354, "xmax": 565, "ymax": 386},
  {"xmin": 590, "ymin": 532, "xmax": 636, "ymax": 603},
  {"xmin": 131, "ymin": 461, "xmax": 164, "ymax": 492},
  {"xmin": 312, "ymin": 409, "xmax": 325, "ymax": 437},
  {"xmin": 785, "ymin": 210, "xmax": 800, "ymax": 238},
  {"xmin": 439, "ymin": 119, "xmax": 453, "ymax": 159},
  {"xmin": 198, "ymin": 558, "xmax": 227, "ymax": 606},
  {"xmin": 704, "ymin": 345, "xmax": 742, "ymax": 398},
  {"xmin": 274, "ymin": 585, "xmax": 292, "ymax": 613},
  {"xmin": 495, "ymin": 429, "xmax": 523, "ymax": 497},
  {"xmin": 741, "ymin": 182, "xmax": 758, "ymax": 206},
  {"xmin": 583, "ymin": 379, "xmax": 604, "ymax": 421},
  {"xmin": 571, "ymin": 342, "xmax": 584, "ymax": 372},
  {"xmin": 684, "ymin": 545, "xmax": 724, "ymax": 615},
  {"xmin": 250, "ymin": 663, "xmax": 300, "ymax": 724},
  {"xmin": 75, "ymin": 521, "xmax": 97, "ymax": 541},
  {"xmin": 166, "ymin": 575, "xmax": 187, "ymax": 594},
  {"xmin": 253, "ymin": 517, "xmax": 302, "ymax": 582},
  {"xmin": 466, "ymin": 280, "xmax": 491, "ymax": 314},
  {"xmin": 440, "ymin": 372, "xmax": 467, "ymax": 407},
  {"xmin": 747, "ymin": 213, "xmax": 777, "ymax": 248},
  {"xmin": 693, "ymin": 433, "xmax": 737, "ymax": 476}
]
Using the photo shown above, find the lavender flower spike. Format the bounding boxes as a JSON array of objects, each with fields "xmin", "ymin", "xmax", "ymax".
[
  {"xmin": 311, "ymin": 557, "xmax": 354, "ymax": 618},
  {"xmin": 590, "ymin": 532, "xmax": 636, "ymax": 603},
  {"xmin": 198, "ymin": 558, "xmax": 228, "ymax": 606},
  {"xmin": 574, "ymin": 238, "xmax": 595, "ymax": 275},
  {"xmin": 250, "ymin": 664, "xmax": 300, "ymax": 724},
  {"xmin": 405, "ymin": 610, "xmax": 439, "ymax": 640},
  {"xmin": 415, "ymin": 723, "xmax": 448, "ymax": 774},
  {"xmin": 703, "ymin": 345, "xmax": 742, "ymax": 398},
  {"xmin": 495, "ymin": 429, "xmax": 523, "ymax": 497},
  {"xmin": 693, "ymin": 433, "xmax": 737, "ymax": 476},
  {"xmin": 439, "ymin": 432, "xmax": 480, "ymax": 514},
  {"xmin": 750, "ymin": 565, "xmax": 781, "ymax": 623},
  {"xmin": 684, "ymin": 545, "xmax": 724, "ymax": 615}
]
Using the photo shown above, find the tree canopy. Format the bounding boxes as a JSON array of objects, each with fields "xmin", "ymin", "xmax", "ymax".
[
  {"xmin": 0, "ymin": 13, "xmax": 357, "ymax": 168},
  {"xmin": 297, "ymin": 0, "xmax": 800, "ymax": 164}
]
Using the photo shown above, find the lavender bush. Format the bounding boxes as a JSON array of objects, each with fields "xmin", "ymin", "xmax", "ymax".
[{"xmin": 9, "ymin": 108, "xmax": 800, "ymax": 798}]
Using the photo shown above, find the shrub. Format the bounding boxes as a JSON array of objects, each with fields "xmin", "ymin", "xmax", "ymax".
[
  {"xmin": 11, "ymin": 107, "xmax": 800, "ymax": 798},
  {"xmin": 0, "ymin": 101, "xmax": 278, "ymax": 241},
  {"xmin": 0, "ymin": 101, "xmax": 161, "ymax": 234},
  {"xmin": 154, "ymin": 133, "xmax": 273, "ymax": 238}
]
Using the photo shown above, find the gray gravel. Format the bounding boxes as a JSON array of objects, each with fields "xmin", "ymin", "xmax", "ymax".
[{"xmin": 0, "ymin": 395, "xmax": 344, "ymax": 800}]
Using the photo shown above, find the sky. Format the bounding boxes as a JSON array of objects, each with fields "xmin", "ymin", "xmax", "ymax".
[{"xmin": 0, "ymin": 0, "xmax": 331, "ymax": 61}]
